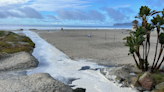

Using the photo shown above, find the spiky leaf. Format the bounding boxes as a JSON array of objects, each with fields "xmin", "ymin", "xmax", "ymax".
[
  {"xmin": 146, "ymin": 23, "xmax": 155, "ymax": 31},
  {"xmin": 139, "ymin": 6, "xmax": 151, "ymax": 17},
  {"xmin": 136, "ymin": 36, "xmax": 145, "ymax": 45},
  {"xmin": 136, "ymin": 26, "xmax": 146, "ymax": 37},
  {"xmin": 130, "ymin": 47, "xmax": 135, "ymax": 53},
  {"xmin": 151, "ymin": 17, "xmax": 158, "ymax": 25},
  {"xmin": 151, "ymin": 14, "xmax": 164, "ymax": 26},
  {"xmin": 162, "ymin": 9, "xmax": 164, "ymax": 16}
]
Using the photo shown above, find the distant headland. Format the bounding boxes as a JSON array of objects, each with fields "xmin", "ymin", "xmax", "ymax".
[{"xmin": 113, "ymin": 22, "xmax": 141, "ymax": 26}]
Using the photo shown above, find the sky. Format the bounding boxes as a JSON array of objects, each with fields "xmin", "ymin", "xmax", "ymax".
[{"xmin": 0, "ymin": 0, "xmax": 163, "ymax": 26}]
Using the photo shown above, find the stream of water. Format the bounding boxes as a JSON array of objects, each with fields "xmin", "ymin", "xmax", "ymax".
[{"xmin": 14, "ymin": 30, "xmax": 137, "ymax": 92}]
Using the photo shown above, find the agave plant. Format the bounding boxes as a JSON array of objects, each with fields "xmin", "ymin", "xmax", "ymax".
[
  {"xmin": 124, "ymin": 26, "xmax": 146, "ymax": 69},
  {"xmin": 124, "ymin": 6, "xmax": 164, "ymax": 72}
]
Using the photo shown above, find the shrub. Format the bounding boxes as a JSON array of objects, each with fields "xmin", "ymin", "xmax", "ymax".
[
  {"xmin": 123, "ymin": 6, "xmax": 164, "ymax": 72},
  {"xmin": 0, "ymin": 31, "xmax": 5, "ymax": 37}
]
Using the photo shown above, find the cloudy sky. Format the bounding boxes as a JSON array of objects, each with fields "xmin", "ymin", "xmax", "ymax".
[{"xmin": 0, "ymin": 0, "xmax": 163, "ymax": 25}]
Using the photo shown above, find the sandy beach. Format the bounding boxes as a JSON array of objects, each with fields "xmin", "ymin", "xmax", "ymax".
[{"xmin": 37, "ymin": 29, "xmax": 164, "ymax": 67}]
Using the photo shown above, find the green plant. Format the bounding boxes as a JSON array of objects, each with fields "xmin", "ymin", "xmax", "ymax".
[
  {"xmin": 154, "ymin": 87, "xmax": 164, "ymax": 92},
  {"xmin": 137, "ymin": 73, "xmax": 144, "ymax": 78},
  {"xmin": 123, "ymin": 6, "xmax": 164, "ymax": 72},
  {"xmin": 151, "ymin": 73, "xmax": 164, "ymax": 86},
  {"xmin": 0, "ymin": 31, "xmax": 35, "ymax": 54},
  {"xmin": 0, "ymin": 31, "xmax": 5, "ymax": 37}
]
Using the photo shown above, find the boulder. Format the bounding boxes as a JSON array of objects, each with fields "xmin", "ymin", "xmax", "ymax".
[
  {"xmin": 0, "ymin": 51, "xmax": 38, "ymax": 72},
  {"xmin": 121, "ymin": 80, "xmax": 130, "ymax": 87},
  {"xmin": 108, "ymin": 65, "xmax": 131, "ymax": 79},
  {"xmin": 131, "ymin": 77, "xmax": 140, "ymax": 87},
  {"xmin": 0, "ymin": 52, "xmax": 10, "ymax": 59},
  {"xmin": 99, "ymin": 67, "xmax": 117, "ymax": 81},
  {"xmin": 73, "ymin": 88, "xmax": 86, "ymax": 92},
  {"xmin": 100, "ymin": 67, "xmax": 111, "ymax": 76},
  {"xmin": 100, "ymin": 64, "xmax": 144, "ymax": 89},
  {"xmin": 155, "ymin": 82, "xmax": 164, "ymax": 90},
  {"xmin": 139, "ymin": 72, "xmax": 152, "ymax": 90},
  {"xmin": 0, "ymin": 73, "xmax": 73, "ymax": 92},
  {"xmin": 131, "ymin": 67, "xmax": 142, "ymax": 73},
  {"xmin": 115, "ymin": 76, "xmax": 124, "ymax": 83}
]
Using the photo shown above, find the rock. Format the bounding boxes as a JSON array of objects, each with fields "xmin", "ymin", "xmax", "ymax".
[
  {"xmin": 131, "ymin": 67, "xmax": 142, "ymax": 73},
  {"xmin": 0, "ymin": 73, "xmax": 73, "ymax": 92},
  {"xmin": 100, "ymin": 67, "xmax": 112, "ymax": 75},
  {"xmin": 0, "ymin": 70, "xmax": 27, "ymax": 80},
  {"xmin": 139, "ymin": 72, "xmax": 152, "ymax": 90},
  {"xmin": 155, "ymin": 82, "xmax": 164, "ymax": 90},
  {"xmin": 99, "ymin": 67, "xmax": 117, "ymax": 81},
  {"xmin": 115, "ymin": 76, "xmax": 124, "ymax": 83},
  {"xmin": 131, "ymin": 77, "xmax": 140, "ymax": 87},
  {"xmin": 108, "ymin": 65, "xmax": 131, "ymax": 79},
  {"xmin": 0, "ymin": 51, "xmax": 38, "ymax": 72},
  {"xmin": 100, "ymin": 64, "xmax": 143, "ymax": 89},
  {"xmin": 73, "ymin": 88, "xmax": 86, "ymax": 92},
  {"xmin": 135, "ymin": 87, "xmax": 145, "ymax": 91},
  {"xmin": 161, "ymin": 66, "xmax": 164, "ymax": 70},
  {"xmin": 121, "ymin": 80, "xmax": 130, "ymax": 87},
  {"xmin": 100, "ymin": 68, "xmax": 106, "ymax": 75},
  {"xmin": 0, "ymin": 52, "xmax": 11, "ymax": 59}
]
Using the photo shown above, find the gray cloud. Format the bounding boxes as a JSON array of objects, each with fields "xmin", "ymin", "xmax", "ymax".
[
  {"xmin": 88, "ymin": 10, "xmax": 105, "ymax": 21},
  {"xmin": 0, "ymin": 5, "xmax": 19, "ymax": 10},
  {"xmin": 47, "ymin": 15, "xmax": 57, "ymax": 19},
  {"xmin": 56, "ymin": 9, "xmax": 105, "ymax": 21},
  {"xmin": 101, "ymin": 7, "xmax": 128, "ymax": 21},
  {"xmin": 18, "ymin": 7, "xmax": 43, "ymax": 19},
  {"xmin": 27, "ymin": 0, "xmax": 97, "ymax": 11},
  {"xmin": 0, "ymin": 7, "xmax": 43, "ymax": 19},
  {"xmin": 0, "ymin": 11, "xmax": 8, "ymax": 18},
  {"xmin": 0, "ymin": 10, "xmax": 23, "ymax": 18}
]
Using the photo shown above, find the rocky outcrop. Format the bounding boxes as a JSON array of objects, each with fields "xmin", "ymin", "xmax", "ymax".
[
  {"xmin": 0, "ymin": 73, "xmax": 73, "ymax": 92},
  {"xmin": 108, "ymin": 65, "xmax": 131, "ymax": 79},
  {"xmin": 100, "ymin": 64, "xmax": 139, "ymax": 80},
  {"xmin": 0, "ymin": 51, "xmax": 38, "ymax": 72},
  {"xmin": 139, "ymin": 72, "xmax": 152, "ymax": 90},
  {"xmin": 100, "ymin": 64, "xmax": 144, "ymax": 89}
]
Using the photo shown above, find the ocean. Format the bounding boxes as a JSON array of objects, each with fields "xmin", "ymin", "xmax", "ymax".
[{"xmin": 0, "ymin": 24, "xmax": 132, "ymax": 30}]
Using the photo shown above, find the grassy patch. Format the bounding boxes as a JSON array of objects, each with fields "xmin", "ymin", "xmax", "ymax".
[
  {"xmin": 151, "ymin": 73, "xmax": 164, "ymax": 86},
  {"xmin": 0, "ymin": 31, "xmax": 35, "ymax": 54},
  {"xmin": 154, "ymin": 87, "xmax": 164, "ymax": 92},
  {"xmin": 0, "ymin": 31, "xmax": 5, "ymax": 37},
  {"xmin": 137, "ymin": 73, "xmax": 144, "ymax": 79}
]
